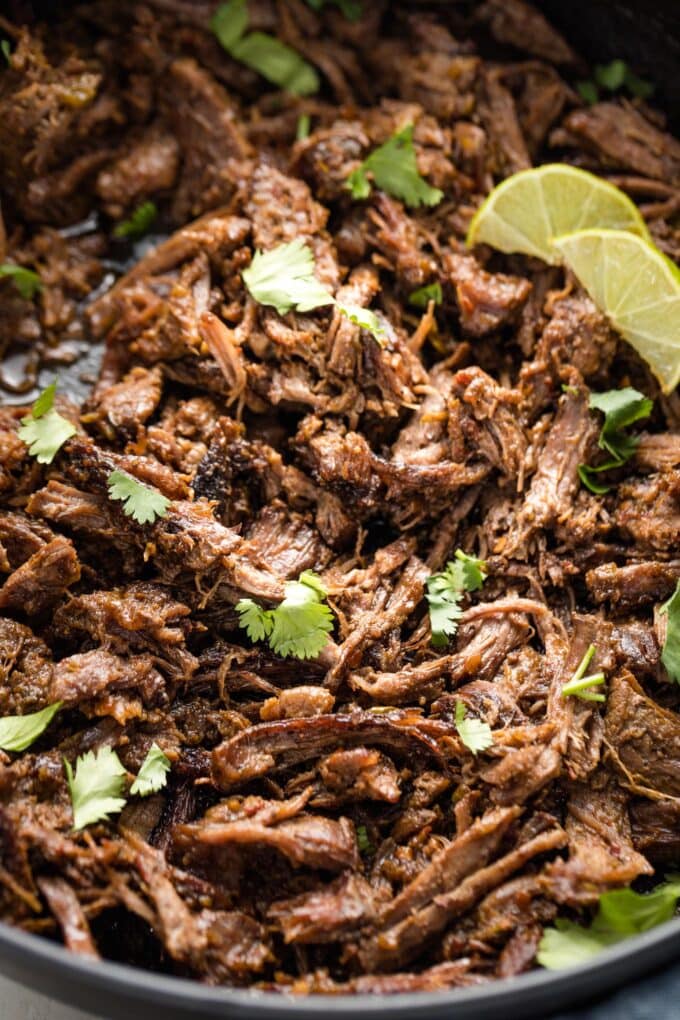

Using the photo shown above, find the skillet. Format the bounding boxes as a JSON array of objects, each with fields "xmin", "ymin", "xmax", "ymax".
[{"xmin": 0, "ymin": 0, "xmax": 679, "ymax": 1016}]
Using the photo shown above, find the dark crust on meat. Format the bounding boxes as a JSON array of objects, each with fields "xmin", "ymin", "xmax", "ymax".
[{"xmin": 0, "ymin": 0, "xmax": 678, "ymax": 996}]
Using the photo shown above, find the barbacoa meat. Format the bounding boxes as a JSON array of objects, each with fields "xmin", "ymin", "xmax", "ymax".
[{"xmin": 0, "ymin": 0, "xmax": 678, "ymax": 997}]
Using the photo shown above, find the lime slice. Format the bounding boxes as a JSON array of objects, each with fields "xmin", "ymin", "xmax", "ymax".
[
  {"xmin": 553, "ymin": 229, "xmax": 680, "ymax": 393},
  {"xmin": 467, "ymin": 165, "xmax": 650, "ymax": 264}
]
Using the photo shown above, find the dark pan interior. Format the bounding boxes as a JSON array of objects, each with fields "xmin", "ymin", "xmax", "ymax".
[{"xmin": 0, "ymin": 1, "xmax": 679, "ymax": 1017}]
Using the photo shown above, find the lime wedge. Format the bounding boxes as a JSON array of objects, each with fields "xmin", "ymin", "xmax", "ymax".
[
  {"xmin": 553, "ymin": 229, "xmax": 680, "ymax": 393},
  {"xmin": 467, "ymin": 165, "xmax": 650, "ymax": 264}
]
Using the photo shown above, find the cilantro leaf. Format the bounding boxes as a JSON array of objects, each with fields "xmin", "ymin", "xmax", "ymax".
[
  {"xmin": 236, "ymin": 597, "xmax": 273, "ymax": 642},
  {"xmin": 660, "ymin": 580, "xmax": 680, "ymax": 684},
  {"xmin": 336, "ymin": 302, "xmax": 385, "ymax": 343},
  {"xmin": 17, "ymin": 382, "xmax": 76, "ymax": 465},
  {"xmin": 1, "ymin": 39, "xmax": 11, "ymax": 64},
  {"xmin": 237, "ymin": 570, "xmax": 334, "ymax": 660},
  {"xmin": 64, "ymin": 746, "xmax": 127, "ymax": 831},
  {"xmin": 595, "ymin": 59, "xmax": 628, "ymax": 91},
  {"xmin": 426, "ymin": 551, "xmax": 487, "ymax": 647},
  {"xmin": 113, "ymin": 201, "xmax": 157, "ymax": 240},
  {"xmin": 408, "ymin": 282, "xmax": 443, "ymax": 309},
  {"xmin": 576, "ymin": 80, "xmax": 599, "ymax": 106},
  {"xmin": 210, "ymin": 0, "xmax": 249, "ymax": 50},
  {"xmin": 623, "ymin": 67, "xmax": 654, "ymax": 99},
  {"xmin": 305, "ymin": 0, "xmax": 363, "ymax": 20},
  {"xmin": 579, "ymin": 387, "xmax": 653, "ymax": 493},
  {"xmin": 0, "ymin": 263, "xmax": 42, "ymax": 299},
  {"xmin": 538, "ymin": 878, "xmax": 680, "ymax": 970},
  {"xmin": 455, "ymin": 701, "xmax": 493, "ymax": 755},
  {"xmin": 346, "ymin": 125, "xmax": 443, "ymax": 209},
  {"xmin": 211, "ymin": 2, "xmax": 319, "ymax": 97},
  {"xmin": 107, "ymin": 470, "xmax": 170, "ymax": 525},
  {"xmin": 130, "ymin": 743, "xmax": 171, "ymax": 797},
  {"xmin": 268, "ymin": 571, "xmax": 334, "ymax": 659},
  {"xmin": 0, "ymin": 702, "xmax": 62, "ymax": 753},
  {"xmin": 243, "ymin": 239, "xmax": 334, "ymax": 315}
]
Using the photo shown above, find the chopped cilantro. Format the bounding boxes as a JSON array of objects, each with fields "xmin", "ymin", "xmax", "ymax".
[
  {"xmin": 107, "ymin": 470, "xmax": 170, "ymax": 526},
  {"xmin": 336, "ymin": 302, "xmax": 385, "ymax": 343},
  {"xmin": 576, "ymin": 80, "xmax": 599, "ymax": 106},
  {"xmin": 1, "ymin": 39, "xmax": 11, "ymax": 64},
  {"xmin": 0, "ymin": 702, "xmax": 62, "ymax": 753},
  {"xmin": 17, "ymin": 382, "xmax": 76, "ymax": 465},
  {"xmin": 356, "ymin": 823, "xmax": 374, "ymax": 855},
  {"xmin": 130, "ymin": 743, "xmax": 171, "ymax": 797},
  {"xmin": 660, "ymin": 580, "xmax": 680, "ymax": 684},
  {"xmin": 538, "ymin": 878, "xmax": 680, "ymax": 970},
  {"xmin": 237, "ymin": 570, "xmax": 334, "ymax": 660},
  {"xmin": 0, "ymin": 263, "xmax": 42, "ymax": 299},
  {"xmin": 65, "ymin": 746, "xmax": 128, "ymax": 831},
  {"xmin": 113, "ymin": 200, "xmax": 158, "ymax": 239},
  {"xmin": 579, "ymin": 387, "xmax": 652, "ymax": 493},
  {"xmin": 576, "ymin": 60, "xmax": 654, "ymax": 108},
  {"xmin": 426, "ymin": 549, "xmax": 487, "ymax": 647},
  {"xmin": 455, "ymin": 701, "xmax": 493, "ymax": 755},
  {"xmin": 561, "ymin": 644, "xmax": 606, "ymax": 702},
  {"xmin": 296, "ymin": 113, "xmax": 311, "ymax": 140},
  {"xmin": 408, "ymin": 281, "xmax": 443, "ymax": 309},
  {"xmin": 211, "ymin": 0, "xmax": 319, "ymax": 96},
  {"xmin": 595, "ymin": 59, "xmax": 628, "ymax": 91},
  {"xmin": 346, "ymin": 125, "xmax": 443, "ymax": 209}
]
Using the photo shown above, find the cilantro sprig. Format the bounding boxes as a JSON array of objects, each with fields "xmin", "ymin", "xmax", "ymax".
[
  {"xmin": 17, "ymin": 382, "xmax": 76, "ymax": 465},
  {"xmin": 346, "ymin": 125, "xmax": 443, "ymax": 209},
  {"xmin": 107, "ymin": 470, "xmax": 170, "ymax": 525},
  {"xmin": 660, "ymin": 580, "xmax": 680, "ymax": 684},
  {"xmin": 130, "ymin": 743, "xmax": 171, "ymax": 797},
  {"xmin": 538, "ymin": 878, "xmax": 680, "ymax": 969},
  {"xmin": 242, "ymin": 239, "xmax": 385, "ymax": 341},
  {"xmin": 0, "ymin": 702, "xmax": 62, "ymax": 753},
  {"xmin": 211, "ymin": 0, "xmax": 319, "ymax": 96},
  {"xmin": 455, "ymin": 701, "xmax": 492, "ymax": 755},
  {"xmin": 237, "ymin": 570, "xmax": 334, "ymax": 660},
  {"xmin": 561, "ymin": 644, "xmax": 606, "ymax": 703},
  {"xmin": 0, "ymin": 263, "xmax": 42, "ymax": 299},
  {"xmin": 578, "ymin": 387, "xmax": 652, "ymax": 494},
  {"xmin": 113, "ymin": 200, "xmax": 157, "ymax": 240},
  {"xmin": 577, "ymin": 59, "xmax": 654, "ymax": 106},
  {"xmin": 425, "ymin": 550, "xmax": 487, "ymax": 647},
  {"xmin": 65, "ymin": 746, "xmax": 128, "ymax": 831}
]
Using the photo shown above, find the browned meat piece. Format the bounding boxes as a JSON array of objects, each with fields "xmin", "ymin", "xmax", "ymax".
[
  {"xmin": 605, "ymin": 671, "xmax": 680, "ymax": 797},
  {"xmin": 445, "ymin": 254, "xmax": 531, "ymax": 337},
  {"xmin": 38, "ymin": 877, "xmax": 99, "ymax": 958},
  {"xmin": 478, "ymin": 68, "xmax": 531, "ymax": 176},
  {"xmin": 0, "ymin": 512, "xmax": 54, "ymax": 568},
  {"xmin": 0, "ymin": 537, "xmax": 80, "ymax": 616},
  {"xmin": 96, "ymin": 126, "xmax": 180, "ymax": 218},
  {"xmin": 515, "ymin": 64, "xmax": 570, "ymax": 157},
  {"xmin": 52, "ymin": 583, "xmax": 197, "ymax": 682},
  {"xmin": 451, "ymin": 367, "xmax": 527, "ymax": 479},
  {"xmin": 211, "ymin": 712, "xmax": 446, "ymax": 789},
  {"xmin": 481, "ymin": 743, "xmax": 561, "ymax": 805},
  {"xmin": 615, "ymin": 471, "xmax": 680, "ymax": 553},
  {"xmin": 543, "ymin": 780, "xmax": 652, "ymax": 904},
  {"xmin": 476, "ymin": 0, "xmax": 577, "ymax": 64},
  {"xmin": 245, "ymin": 503, "xmax": 328, "ymax": 579},
  {"xmin": 530, "ymin": 292, "xmax": 618, "ymax": 388},
  {"xmin": 51, "ymin": 649, "xmax": 166, "ymax": 709},
  {"xmin": 85, "ymin": 366, "xmax": 163, "ymax": 437},
  {"xmin": 260, "ymin": 687, "xmax": 335, "ymax": 721},
  {"xmin": 175, "ymin": 798, "xmax": 359, "ymax": 872},
  {"xmin": 317, "ymin": 747, "xmax": 401, "ymax": 803},
  {"xmin": 552, "ymin": 102, "xmax": 680, "ymax": 185},
  {"xmin": 268, "ymin": 872, "xmax": 376, "ymax": 944},
  {"xmin": 162, "ymin": 59, "xmax": 252, "ymax": 222},
  {"xmin": 587, "ymin": 561, "xmax": 680, "ymax": 609},
  {"xmin": 631, "ymin": 799, "xmax": 680, "ymax": 865},
  {"xmin": 635, "ymin": 433, "xmax": 680, "ymax": 472},
  {"xmin": 0, "ymin": 618, "xmax": 53, "ymax": 716}
]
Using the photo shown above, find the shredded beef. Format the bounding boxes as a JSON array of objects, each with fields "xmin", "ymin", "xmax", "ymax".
[{"xmin": 0, "ymin": 0, "xmax": 679, "ymax": 997}]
